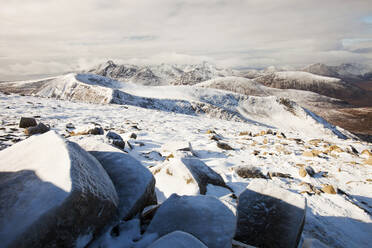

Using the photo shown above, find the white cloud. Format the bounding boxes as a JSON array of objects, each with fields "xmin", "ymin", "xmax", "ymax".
[{"xmin": 0, "ymin": 0, "xmax": 371, "ymax": 79}]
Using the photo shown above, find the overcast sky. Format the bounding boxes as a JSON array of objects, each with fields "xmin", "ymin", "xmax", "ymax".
[{"xmin": 1, "ymin": 0, "xmax": 371, "ymax": 80}]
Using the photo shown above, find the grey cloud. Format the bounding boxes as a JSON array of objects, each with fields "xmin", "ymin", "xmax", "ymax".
[{"xmin": 0, "ymin": 0, "xmax": 371, "ymax": 80}]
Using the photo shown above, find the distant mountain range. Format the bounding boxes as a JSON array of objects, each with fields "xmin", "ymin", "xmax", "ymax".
[{"xmin": 87, "ymin": 60, "xmax": 238, "ymax": 86}]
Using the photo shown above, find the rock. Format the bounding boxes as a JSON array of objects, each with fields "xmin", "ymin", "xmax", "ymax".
[
  {"xmin": 88, "ymin": 126, "xmax": 104, "ymax": 135},
  {"xmin": 308, "ymin": 139, "xmax": 322, "ymax": 146},
  {"xmin": 361, "ymin": 149, "xmax": 372, "ymax": 158},
  {"xmin": 112, "ymin": 139, "xmax": 126, "ymax": 149},
  {"xmin": 210, "ymin": 134, "xmax": 221, "ymax": 141},
  {"xmin": 106, "ymin": 131, "xmax": 125, "ymax": 149},
  {"xmin": 77, "ymin": 139, "xmax": 157, "ymax": 220},
  {"xmin": 302, "ymin": 150, "xmax": 321, "ymax": 157},
  {"xmin": 19, "ymin": 117, "xmax": 37, "ymax": 128},
  {"xmin": 217, "ymin": 141, "xmax": 233, "ymax": 150},
  {"xmin": 350, "ymin": 145, "xmax": 359, "ymax": 155},
  {"xmin": 267, "ymin": 172, "xmax": 293, "ymax": 179},
  {"xmin": 65, "ymin": 123, "xmax": 75, "ymax": 129},
  {"xmin": 151, "ymin": 155, "xmax": 229, "ymax": 200},
  {"xmin": 130, "ymin": 133, "xmax": 137, "ymax": 139},
  {"xmin": 329, "ymin": 145, "xmax": 343, "ymax": 153},
  {"xmin": 147, "ymin": 231, "xmax": 208, "ymax": 248},
  {"xmin": 0, "ymin": 131, "xmax": 118, "ymax": 248},
  {"xmin": 302, "ymin": 238, "xmax": 329, "ymax": 248},
  {"xmin": 305, "ymin": 166, "xmax": 315, "ymax": 177},
  {"xmin": 322, "ymin": 184, "xmax": 337, "ymax": 194},
  {"xmin": 239, "ymin": 131, "xmax": 251, "ymax": 136},
  {"xmin": 299, "ymin": 167, "xmax": 307, "ymax": 177},
  {"xmin": 24, "ymin": 122, "xmax": 50, "ymax": 136},
  {"xmin": 235, "ymin": 180, "xmax": 306, "ymax": 248},
  {"xmin": 106, "ymin": 131, "xmax": 123, "ymax": 141},
  {"xmin": 142, "ymin": 194, "xmax": 236, "ymax": 248},
  {"xmin": 235, "ymin": 166, "xmax": 267, "ymax": 179}
]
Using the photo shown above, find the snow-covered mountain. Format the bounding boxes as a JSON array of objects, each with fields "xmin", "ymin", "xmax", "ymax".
[
  {"xmin": 254, "ymin": 71, "xmax": 366, "ymax": 100},
  {"xmin": 87, "ymin": 60, "xmax": 238, "ymax": 86},
  {"xmin": 302, "ymin": 63, "xmax": 372, "ymax": 81},
  {"xmin": 0, "ymin": 73, "xmax": 353, "ymax": 139}
]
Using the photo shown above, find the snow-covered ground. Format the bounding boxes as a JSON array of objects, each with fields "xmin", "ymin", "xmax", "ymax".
[{"xmin": 0, "ymin": 91, "xmax": 371, "ymax": 247}]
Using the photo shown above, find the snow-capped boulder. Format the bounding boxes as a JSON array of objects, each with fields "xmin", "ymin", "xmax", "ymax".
[
  {"xmin": 235, "ymin": 180, "xmax": 306, "ymax": 248},
  {"xmin": 151, "ymin": 155, "xmax": 229, "ymax": 201},
  {"xmin": 0, "ymin": 131, "xmax": 118, "ymax": 248},
  {"xmin": 77, "ymin": 138, "xmax": 157, "ymax": 220},
  {"xmin": 147, "ymin": 231, "xmax": 208, "ymax": 248},
  {"xmin": 142, "ymin": 194, "xmax": 236, "ymax": 248}
]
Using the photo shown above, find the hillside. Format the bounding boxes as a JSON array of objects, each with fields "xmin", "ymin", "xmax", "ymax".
[
  {"xmin": 0, "ymin": 73, "xmax": 353, "ymax": 139},
  {"xmin": 0, "ymin": 91, "xmax": 371, "ymax": 248}
]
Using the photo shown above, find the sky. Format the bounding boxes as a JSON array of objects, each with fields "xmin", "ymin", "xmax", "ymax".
[{"xmin": 0, "ymin": 0, "xmax": 372, "ymax": 80}]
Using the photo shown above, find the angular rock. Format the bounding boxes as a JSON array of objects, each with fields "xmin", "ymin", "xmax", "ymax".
[
  {"xmin": 235, "ymin": 180, "xmax": 306, "ymax": 248},
  {"xmin": 148, "ymin": 231, "xmax": 208, "ymax": 248},
  {"xmin": 151, "ymin": 155, "xmax": 229, "ymax": 200},
  {"xmin": 217, "ymin": 141, "xmax": 233, "ymax": 150},
  {"xmin": 235, "ymin": 166, "xmax": 267, "ymax": 179},
  {"xmin": 299, "ymin": 167, "xmax": 307, "ymax": 177},
  {"xmin": 77, "ymin": 139, "xmax": 157, "ymax": 220},
  {"xmin": 130, "ymin": 133, "xmax": 137, "ymax": 139},
  {"xmin": 24, "ymin": 123, "xmax": 50, "ymax": 136},
  {"xmin": 142, "ymin": 194, "xmax": 236, "ymax": 248},
  {"xmin": 106, "ymin": 131, "xmax": 123, "ymax": 141},
  {"xmin": 112, "ymin": 139, "xmax": 125, "ymax": 150},
  {"xmin": 322, "ymin": 184, "xmax": 337, "ymax": 194},
  {"xmin": 0, "ymin": 131, "xmax": 118, "ymax": 248},
  {"xmin": 88, "ymin": 126, "xmax": 104, "ymax": 135},
  {"xmin": 19, "ymin": 117, "xmax": 37, "ymax": 128}
]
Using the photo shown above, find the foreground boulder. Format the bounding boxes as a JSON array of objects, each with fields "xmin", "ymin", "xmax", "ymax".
[
  {"xmin": 0, "ymin": 131, "xmax": 118, "ymax": 248},
  {"xmin": 151, "ymin": 155, "xmax": 229, "ymax": 201},
  {"xmin": 148, "ymin": 231, "xmax": 208, "ymax": 248},
  {"xmin": 77, "ymin": 138, "xmax": 157, "ymax": 220},
  {"xmin": 139, "ymin": 194, "xmax": 236, "ymax": 248},
  {"xmin": 235, "ymin": 180, "xmax": 306, "ymax": 248}
]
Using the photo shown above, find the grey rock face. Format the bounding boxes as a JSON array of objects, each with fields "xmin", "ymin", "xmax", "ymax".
[
  {"xmin": 0, "ymin": 131, "xmax": 118, "ymax": 248},
  {"xmin": 235, "ymin": 180, "xmax": 306, "ymax": 248},
  {"xmin": 78, "ymin": 141, "xmax": 157, "ymax": 220}
]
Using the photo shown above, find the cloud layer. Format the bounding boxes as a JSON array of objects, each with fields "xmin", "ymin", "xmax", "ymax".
[{"xmin": 1, "ymin": 0, "xmax": 371, "ymax": 79}]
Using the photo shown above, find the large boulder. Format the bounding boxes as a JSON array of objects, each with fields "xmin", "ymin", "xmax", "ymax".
[
  {"xmin": 148, "ymin": 231, "xmax": 208, "ymax": 248},
  {"xmin": 235, "ymin": 180, "xmax": 306, "ymax": 248},
  {"xmin": 140, "ymin": 194, "xmax": 236, "ymax": 248},
  {"xmin": 0, "ymin": 131, "xmax": 118, "ymax": 248},
  {"xmin": 151, "ymin": 155, "xmax": 229, "ymax": 201},
  {"xmin": 77, "ymin": 138, "xmax": 157, "ymax": 220}
]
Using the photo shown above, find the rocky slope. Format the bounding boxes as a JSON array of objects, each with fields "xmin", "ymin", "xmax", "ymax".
[
  {"xmin": 302, "ymin": 63, "xmax": 372, "ymax": 81},
  {"xmin": 254, "ymin": 71, "xmax": 366, "ymax": 100},
  {"xmin": 87, "ymin": 60, "xmax": 238, "ymax": 86},
  {"xmin": 0, "ymin": 92, "xmax": 371, "ymax": 247}
]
